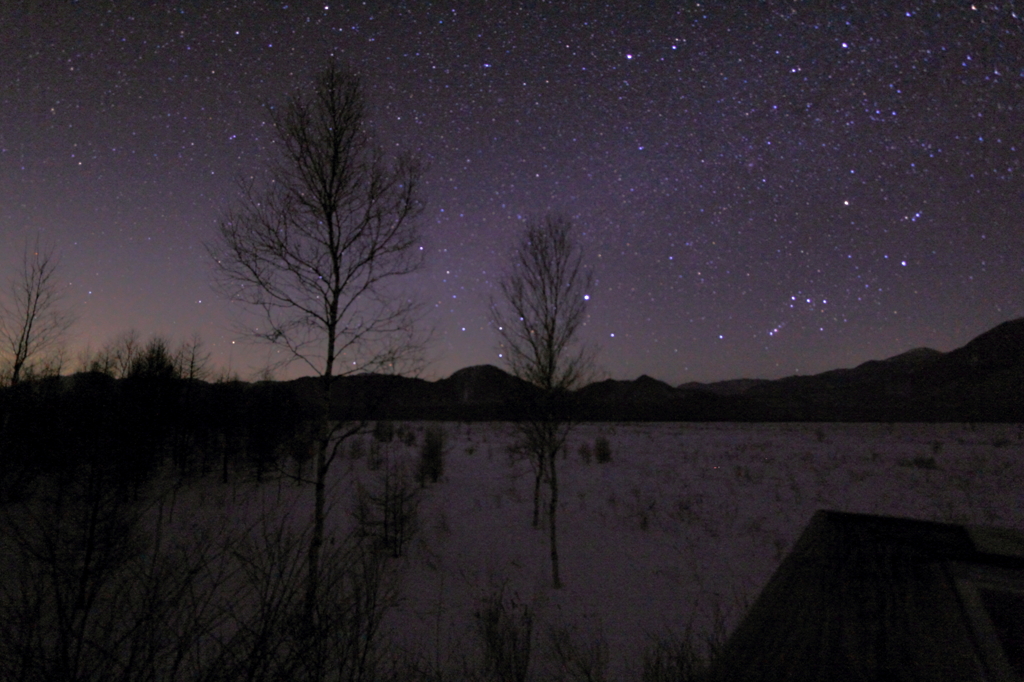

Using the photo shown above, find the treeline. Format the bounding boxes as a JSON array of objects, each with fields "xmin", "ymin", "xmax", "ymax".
[
  {"xmin": 0, "ymin": 380, "xmax": 407, "ymax": 682},
  {"xmin": 0, "ymin": 335, "xmax": 321, "ymax": 501}
]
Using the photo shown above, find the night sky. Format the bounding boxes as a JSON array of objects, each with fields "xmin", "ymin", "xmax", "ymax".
[{"xmin": 2, "ymin": 1, "xmax": 1022, "ymax": 385}]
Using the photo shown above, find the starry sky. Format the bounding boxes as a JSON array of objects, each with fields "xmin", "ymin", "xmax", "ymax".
[{"xmin": 2, "ymin": 1, "xmax": 1022, "ymax": 385}]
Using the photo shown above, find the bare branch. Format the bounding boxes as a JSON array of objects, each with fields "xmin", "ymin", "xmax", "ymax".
[
  {"xmin": 0, "ymin": 236, "xmax": 76, "ymax": 385},
  {"xmin": 491, "ymin": 214, "xmax": 595, "ymax": 394},
  {"xmin": 207, "ymin": 61, "xmax": 427, "ymax": 614},
  {"xmin": 490, "ymin": 214, "xmax": 596, "ymax": 589},
  {"xmin": 173, "ymin": 332, "xmax": 212, "ymax": 382},
  {"xmin": 209, "ymin": 67, "xmax": 425, "ymax": 381}
]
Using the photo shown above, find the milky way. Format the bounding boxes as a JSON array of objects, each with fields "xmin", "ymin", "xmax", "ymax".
[{"xmin": 2, "ymin": 2, "xmax": 1021, "ymax": 384}]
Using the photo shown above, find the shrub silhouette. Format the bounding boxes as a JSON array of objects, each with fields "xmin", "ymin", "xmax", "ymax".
[
  {"xmin": 475, "ymin": 585, "xmax": 533, "ymax": 682},
  {"xmin": 418, "ymin": 426, "xmax": 445, "ymax": 485}
]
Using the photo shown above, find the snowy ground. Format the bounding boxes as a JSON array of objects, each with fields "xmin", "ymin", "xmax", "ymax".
[{"xmin": 165, "ymin": 421, "xmax": 1024, "ymax": 679}]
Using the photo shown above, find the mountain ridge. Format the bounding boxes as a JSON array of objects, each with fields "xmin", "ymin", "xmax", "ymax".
[
  {"xmin": 302, "ymin": 317, "xmax": 1024, "ymax": 421},
  {"xmin": 42, "ymin": 317, "xmax": 1023, "ymax": 423}
]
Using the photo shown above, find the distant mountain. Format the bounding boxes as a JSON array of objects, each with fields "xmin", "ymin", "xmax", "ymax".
[
  {"xmin": 435, "ymin": 364, "xmax": 534, "ymax": 407},
  {"xmin": 576, "ymin": 374, "xmax": 677, "ymax": 407},
  {"xmin": 574, "ymin": 375, "xmax": 694, "ymax": 421},
  {"xmin": 678, "ymin": 378, "xmax": 770, "ymax": 396},
  {"xmin": 938, "ymin": 317, "xmax": 1024, "ymax": 373},
  {"xmin": 880, "ymin": 347, "xmax": 945, "ymax": 365},
  {"xmin": 910, "ymin": 317, "xmax": 1024, "ymax": 421},
  {"xmin": 674, "ymin": 318, "xmax": 1024, "ymax": 421},
  {"xmin": 275, "ymin": 317, "xmax": 1024, "ymax": 422},
  {"xmin": 282, "ymin": 364, "xmax": 538, "ymax": 421}
]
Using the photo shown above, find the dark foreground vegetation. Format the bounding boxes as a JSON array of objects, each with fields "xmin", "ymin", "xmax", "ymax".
[
  {"xmin": 0, "ymin": 369, "xmax": 721, "ymax": 681},
  {"xmin": 0, "ymin": 369, "xmax": 320, "ymax": 499},
  {"xmin": 1, "ymin": 315, "xmax": 1021, "ymax": 679},
  {"xmin": 0, "ymin": 360, "xmax": 374, "ymax": 680}
]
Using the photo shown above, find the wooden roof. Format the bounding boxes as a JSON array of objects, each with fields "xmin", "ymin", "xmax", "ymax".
[{"xmin": 707, "ymin": 510, "xmax": 1024, "ymax": 682}]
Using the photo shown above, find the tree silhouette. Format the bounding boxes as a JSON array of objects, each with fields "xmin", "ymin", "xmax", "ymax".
[
  {"xmin": 0, "ymin": 237, "xmax": 75, "ymax": 386},
  {"xmin": 210, "ymin": 62, "xmax": 425, "ymax": 613},
  {"xmin": 491, "ymin": 214, "xmax": 595, "ymax": 588}
]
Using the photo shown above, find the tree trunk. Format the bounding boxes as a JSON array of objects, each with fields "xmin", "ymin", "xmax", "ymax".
[
  {"xmin": 221, "ymin": 436, "xmax": 229, "ymax": 484},
  {"xmin": 548, "ymin": 443, "xmax": 561, "ymax": 589},
  {"xmin": 307, "ymin": 439, "xmax": 326, "ymax": 617},
  {"xmin": 306, "ymin": 377, "xmax": 332, "ymax": 618},
  {"xmin": 10, "ymin": 356, "xmax": 24, "ymax": 385},
  {"xmin": 532, "ymin": 453, "xmax": 544, "ymax": 529}
]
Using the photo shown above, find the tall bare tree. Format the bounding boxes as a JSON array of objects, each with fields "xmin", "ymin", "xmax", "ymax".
[
  {"xmin": 210, "ymin": 63, "xmax": 425, "ymax": 613},
  {"xmin": 491, "ymin": 214, "xmax": 594, "ymax": 589},
  {"xmin": 0, "ymin": 237, "xmax": 75, "ymax": 386}
]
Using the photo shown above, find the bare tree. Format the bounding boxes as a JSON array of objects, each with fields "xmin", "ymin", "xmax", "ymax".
[
  {"xmin": 490, "ymin": 214, "xmax": 594, "ymax": 588},
  {"xmin": 83, "ymin": 329, "xmax": 143, "ymax": 378},
  {"xmin": 82, "ymin": 330, "xmax": 211, "ymax": 382},
  {"xmin": 209, "ymin": 62, "xmax": 425, "ymax": 613},
  {"xmin": 174, "ymin": 332, "xmax": 212, "ymax": 382},
  {"xmin": 0, "ymin": 237, "xmax": 75, "ymax": 386}
]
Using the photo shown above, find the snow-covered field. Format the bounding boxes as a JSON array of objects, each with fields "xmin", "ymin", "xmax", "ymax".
[{"xmin": 160, "ymin": 421, "xmax": 1024, "ymax": 678}]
